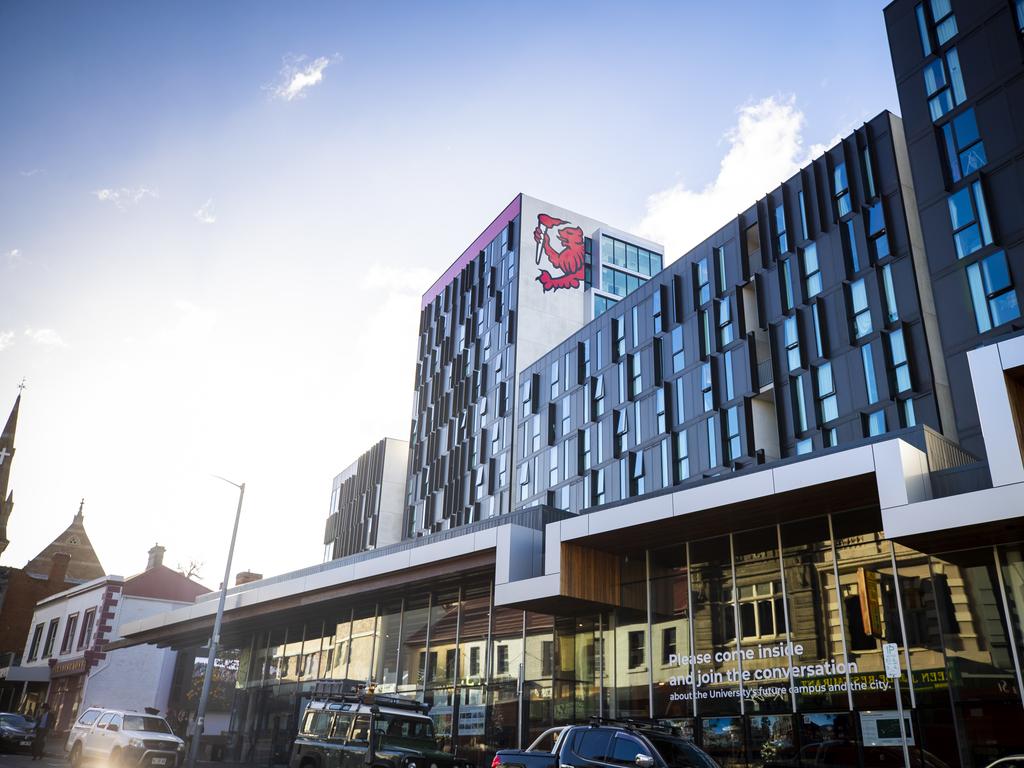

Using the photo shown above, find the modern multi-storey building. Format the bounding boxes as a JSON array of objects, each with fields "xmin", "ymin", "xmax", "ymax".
[
  {"xmin": 517, "ymin": 111, "xmax": 955, "ymax": 511},
  {"xmin": 323, "ymin": 438, "xmax": 409, "ymax": 560},
  {"xmin": 885, "ymin": 0, "xmax": 1024, "ymax": 458},
  {"xmin": 404, "ymin": 194, "xmax": 663, "ymax": 538},
  {"xmin": 114, "ymin": 3, "xmax": 1024, "ymax": 767}
]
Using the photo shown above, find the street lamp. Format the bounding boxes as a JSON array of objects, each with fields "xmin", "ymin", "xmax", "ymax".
[{"xmin": 186, "ymin": 475, "xmax": 245, "ymax": 768}]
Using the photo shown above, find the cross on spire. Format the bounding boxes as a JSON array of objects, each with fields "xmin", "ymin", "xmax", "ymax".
[
  {"xmin": 17, "ymin": 378, "xmax": 26, "ymax": 394},
  {"xmin": 75, "ymin": 498, "xmax": 85, "ymax": 522}
]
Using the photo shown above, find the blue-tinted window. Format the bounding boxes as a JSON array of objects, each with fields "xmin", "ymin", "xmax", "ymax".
[
  {"xmin": 863, "ymin": 343, "xmax": 879, "ymax": 405},
  {"xmin": 967, "ymin": 251, "xmax": 1021, "ymax": 333},
  {"xmin": 925, "ymin": 49, "xmax": 965, "ymax": 121},
  {"xmin": 696, "ymin": 258, "xmax": 710, "ymax": 305},
  {"xmin": 674, "ymin": 430, "xmax": 689, "ymax": 482},
  {"xmin": 724, "ymin": 350, "xmax": 735, "ymax": 402},
  {"xmin": 780, "ymin": 258, "xmax": 795, "ymax": 311},
  {"xmin": 866, "ymin": 203, "xmax": 890, "ymax": 261},
  {"xmin": 718, "ymin": 298, "xmax": 735, "ymax": 347},
  {"xmin": 796, "ymin": 438, "xmax": 813, "ymax": 456},
  {"xmin": 881, "ymin": 264, "xmax": 899, "ymax": 324},
  {"xmin": 948, "ymin": 181, "xmax": 993, "ymax": 259},
  {"xmin": 844, "ymin": 219, "xmax": 861, "ymax": 275},
  {"xmin": 861, "ymin": 146, "xmax": 877, "ymax": 200},
  {"xmin": 916, "ymin": 3, "xmax": 933, "ymax": 56},
  {"xmin": 784, "ymin": 315, "xmax": 801, "ymax": 372},
  {"xmin": 802, "ymin": 244, "xmax": 821, "ymax": 298},
  {"xmin": 1017, "ymin": 0, "xmax": 1024, "ymax": 31},
  {"xmin": 930, "ymin": 0, "xmax": 958, "ymax": 44},
  {"xmin": 725, "ymin": 406, "xmax": 741, "ymax": 463},
  {"xmin": 866, "ymin": 410, "xmax": 887, "ymax": 437},
  {"xmin": 792, "ymin": 374, "xmax": 808, "ymax": 433},
  {"xmin": 670, "ymin": 326, "xmax": 685, "ymax": 373},
  {"xmin": 942, "ymin": 109, "xmax": 986, "ymax": 182},
  {"xmin": 706, "ymin": 417, "xmax": 718, "ymax": 469},
  {"xmin": 714, "ymin": 246, "xmax": 727, "ymax": 293},
  {"xmin": 812, "ymin": 302, "xmax": 826, "ymax": 358},
  {"xmin": 798, "ymin": 190, "xmax": 809, "ymax": 240},
  {"xmin": 850, "ymin": 279, "xmax": 872, "ymax": 339},
  {"xmin": 626, "ymin": 244, "xmax": 638, "ymax": 273},
  {"xmin": 701, "ymin": 362, "xmax": 713, "ymax": 412},
  {"xmin": 774, "ymin": 203, "xmax": 788, "ymax": 255},
  {"xmin": 888, "ymin": 329, "xmax": 912, "ymax": 394},
  {"xmin": 817, "ymin": 362, "xmax": 839, "ymax": 423},
  {"xmin": 834, "ymin": 163, "xmax": 851, "ymax": 218},
  {"xmin": 901, "ymin": 399, "xmax": 917, "ymax": 429}
]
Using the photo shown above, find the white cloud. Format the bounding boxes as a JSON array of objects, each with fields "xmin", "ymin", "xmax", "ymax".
[
  {"xmin": 194, "ymin": 199, "xmax": 217, "ymax": 225},
  {"xmin": 93, "ymin": 186, "xmax": 159, "ymax": 209},
  {"xmin": 637, "ymin": 95, "xmax": 816, "ymax": 260},
  {"xmin": 24, "ymin": 328, "xmax": 67, "ymax": 347},
  {"xmin": 268, "ymin": 55, "xmax": 333, "ymax": 101},
  {"xmin": 19, "ymin": 168, "xmax": 45, "ymax": 177},
  {"xmin": 5, "ymin": 249, "xmax": 26, "ymax": 269},
  {"xmin": 0, "ymin": 331, "xmax": 13, "ymax": 351}
]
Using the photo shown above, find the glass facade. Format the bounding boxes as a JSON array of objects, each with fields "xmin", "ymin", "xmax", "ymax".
[{"xmin": 221, "ymin": 515, "xmax": 1024, "ymax": 768}]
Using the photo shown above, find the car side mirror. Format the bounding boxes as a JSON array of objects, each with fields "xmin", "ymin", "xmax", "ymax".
[
  {"xmin": 108, "ymin": 724, "xmax": 119, "ymax": 733},
  {"xmin": 635, "ymin": 755, "xmax": 655, "ymax": 768}
]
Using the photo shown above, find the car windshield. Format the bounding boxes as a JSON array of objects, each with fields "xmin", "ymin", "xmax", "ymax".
[
  {"xmin": 648, "ymin": 736, "xmax": 720, "ymax": 768},
  {"xmin": 123, "ymin": 716, "xmax": 172, "ymax": 734},
  {"xmin": 377, "ymin": 715, "xmax": 435, "ymax": 746},
  {"xmin": 0, "ymin": 715, "xmax": 34, "ymax": 729}
]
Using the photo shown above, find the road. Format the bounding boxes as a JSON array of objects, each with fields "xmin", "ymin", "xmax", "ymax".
[{"xmin": 0, "ymin": 744, "xmax": 66, "ymax": 768}]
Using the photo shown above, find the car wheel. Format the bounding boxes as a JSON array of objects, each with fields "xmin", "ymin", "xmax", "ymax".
[{"xmin": 69, "ymin": 743, "xmax": 83, "ymax": 768}]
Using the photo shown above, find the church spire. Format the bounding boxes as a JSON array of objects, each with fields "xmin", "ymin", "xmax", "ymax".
[
  {"xmin": 75, "ymin": 498, "xmax": 84, "ymax": 523},
  {"xmin": 0, "ymin": 387, "xmax": 23, "ymax": 558}
]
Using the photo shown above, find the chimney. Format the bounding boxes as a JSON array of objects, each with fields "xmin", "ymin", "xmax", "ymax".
[
  {"xmin": 147, "ymin": 544, "xmax": 165, "ymax": 570},
  {"xmin": 48, "ymin": 552, "xmax": 71, "ymax": 585},
  {"xmin": 235, "ymin": 570, "xmax": 262, "ymax": 586}
]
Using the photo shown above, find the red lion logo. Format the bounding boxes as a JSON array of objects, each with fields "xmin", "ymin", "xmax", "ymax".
[{"xmin": 534, "ymin": 213, "xmax": 585, "ymax": 292}]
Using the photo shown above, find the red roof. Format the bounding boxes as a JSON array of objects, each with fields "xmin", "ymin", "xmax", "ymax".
[{"xmin": 123, "ymin": 564, "xmax": 210, "ymax": 603}]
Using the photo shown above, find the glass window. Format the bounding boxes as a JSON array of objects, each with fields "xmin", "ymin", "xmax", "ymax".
[
  {"xmin": 630, "ymin": 450, "xmax": 645, "ymax": 496},
  {"xmin": 550, "ymin": 361, "xmax": 559, "ymax": 399},
  {"xmin": 706, "ymin": 416, "xmax": 717, "ymax": 469},
  {"xmin": 592, "ymin": 374, "xmax": 605, "ymax": 419},
  {"xmin": 843, "ymin": 219, "xmax": 861, "ymax": 275},
  {"xmin": 572, "ymin": 729, "xmax": 613, "ymax": 762},
  {"xmin": 780, "ymin": 258, "xmax": 794, "ymax": 311},
  {"xmin": 834, "ymin": 162, "xmax": 851, "ymax": 218},
  {"xmin": 714, "ymin": 246, "xmax": 727, "ymax": 294},
  {"xmin": 652, "ymin": 290, "xmax": 663, "ymax": 334},
  {"xmin": 866, "ymin": 409, "xmax": 887, "ymax": 437},
  {"xmin": 724, "ymin": 349, "xmax": 734, "ymax": 401},
  {"xmin": 925, "ymin": 48, "xmax": 966, "ymax": 121},
  {"xmin": 942, "ymin": 108, "xmax": 987, "ymax": 182},
  {"xmin": 674, "ymin": 430, "xmax": 689, "ymax": 482},
  {"xmin": 881, "ymin": 264, "xmax": 899, "ymax": 324},
  {"xmin": 967, "ymin": 251, "xmax": 1021, "ymax": 332},
  {"xmin": 916, "ymin": 3, "xmax": 933, "ymax": 55},
  {"xmin": 861, "ymin": 145, "xmax": 877, "ymax": 200},
  {"xmin": 725, "ymin": 405, "xmax": 741, "ymax": 462},
  {"xmin": 866, "ymin": 202, "xmax": 890, "ymax": 261},
  {"xmin": 609, "ymin": 733, "xmax": 652, "ymax": 766},
  {"xmin": 701, "ymin": 362, "xmax": 713, "ymax": 412},
  {"xmin": 717, "ymin": 298, "xmax": 734, "ymax": 347},
  {"xmin": 631, "ymin": 305, "xmax": 640, "ymax": 348},
  {"xmin": 811, "ymin": 301, "xmax": 826, "ymax": 358},
  {"xmin": 816, "ymin": 362, "xmax": 839, "ymax": 423},
  {"xmin": 699, "ymin": 308, "xmax": 711, "ymax": 357},
  {"xmin": 774, "ymin": 203, "xmax": 788, "ymax": 255},
  {"xmin": 863, "ymin": 342, "xmax": 879, "ymax": 405},
  {"xmin": 615, "ymin": 408, "xmax": 629, "ymax": 457},
  {"xmin": 656, "ymin": 387, "xmax": 667, "ymax": 433},
  {"xmin": 798, "ymin": 190, "xmax": 809, "ymax": 240},
  {"xmin": 802, "ymin": 243, "xmax": 821, "ymax": 298},
  {"xmin": 670, "ymin": 326, "xmax": 685, "ymax": 373},
  {"xmin": 1017, "ymin": 0, "xmax": 1024, "ymax": 31},
  {"xmin": 629, "ymin": 352, "xmax": 642, "ymax": 398},
  {"xmin": 784, "ymin": 315, "xmax": 801, "ymax": 371},
  {"xmin": 948, "ymin": 180, "xmax": 993, "ymax": 259},
  {"xmin": 888, "ymin": 328, "xmax": 912, "ymax": 394},
  {"xmin": 696, "ymin": 258, "xmax": 710, "ymax": 305},
  {"xmin": 930, "ymin": 0, "xmax": 958, "ymax": 44},
  {"xmin": 850, "ymin": 278, "xmax": 872, "ymax": 339},
  {"xmin": 792, "ymin": 374, "xmax": 808, "ymax": 433}
]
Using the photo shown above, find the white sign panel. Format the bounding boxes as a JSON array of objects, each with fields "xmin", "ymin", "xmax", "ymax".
[
  {"xmin": 860, "ymin": 710, "xmax": 915, "ymax": 747},
  {"xmin": 883, "ymin": 643, "xmax": 901, "ymax": 679}
]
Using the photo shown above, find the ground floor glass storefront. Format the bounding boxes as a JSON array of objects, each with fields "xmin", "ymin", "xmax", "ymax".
[{"xmin": 221, "ymin": 508, "xmax": 1024, "ymax": 768}]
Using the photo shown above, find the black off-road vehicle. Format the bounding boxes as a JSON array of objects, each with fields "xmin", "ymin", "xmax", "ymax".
[{"xmin": 289, "ymin": 683, "xmax": 472, "ymax": 768}]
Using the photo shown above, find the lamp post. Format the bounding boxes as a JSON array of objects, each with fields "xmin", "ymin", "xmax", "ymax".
[{"xmin": 186, "ymin": 476, "xmax": 245, "ymax": 768}]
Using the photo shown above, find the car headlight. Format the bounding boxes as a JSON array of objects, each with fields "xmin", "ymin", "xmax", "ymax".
[
  {"xmin": 407, "ymin": 762, "xmax": 417, "ymax": 768},
  {"xmin": 129, "ymin": 738, "xmax": 145, "ymax": 749}
]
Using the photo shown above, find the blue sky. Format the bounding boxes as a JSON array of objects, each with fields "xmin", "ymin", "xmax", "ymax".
[{"xmin": 0, "ymin": 1, "xmax": 896, "ymax": 582}]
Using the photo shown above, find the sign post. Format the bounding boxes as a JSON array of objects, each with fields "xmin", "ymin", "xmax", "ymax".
[{"xmin": 883, "ymin": 642, "xmax": 911, "ymax": 768}]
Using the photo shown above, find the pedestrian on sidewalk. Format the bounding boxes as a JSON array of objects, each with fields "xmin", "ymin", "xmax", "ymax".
[{"xmin": 31, "ymin": 704, "xmax": 51, "ymax": 761}]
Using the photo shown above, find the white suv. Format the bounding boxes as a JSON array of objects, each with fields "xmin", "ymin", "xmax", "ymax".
[{"xmin": 65, "ymin": 708, "xmax": 185, "ymax": 768}]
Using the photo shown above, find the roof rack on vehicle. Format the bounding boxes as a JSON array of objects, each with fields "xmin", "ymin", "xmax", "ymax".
[
  {"xmin": 587, "ymin": 717, "xmax": 677, "ymax": 735},
  {"xmin": 310, "ymin": 680, "xmax": 430, "ymax": 715}
]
